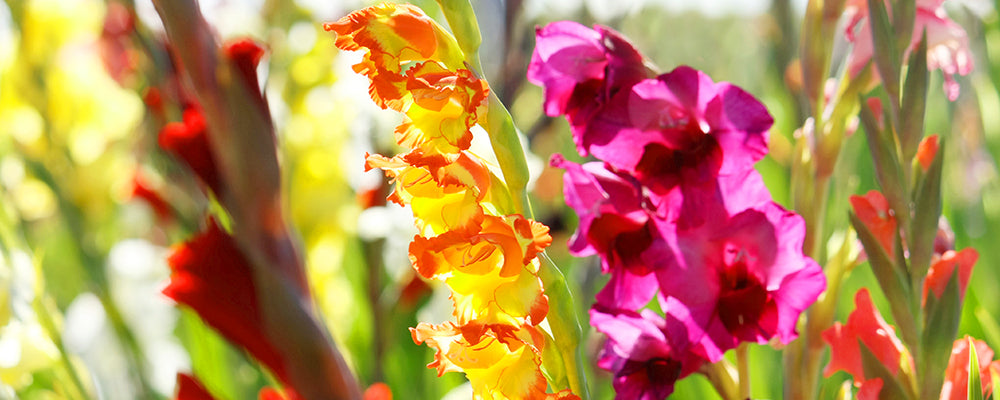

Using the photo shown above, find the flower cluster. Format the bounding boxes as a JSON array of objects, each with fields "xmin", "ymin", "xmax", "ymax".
[
  {"xmin": 834, "ymin": 183, "xmax": 984, "ymax": 399},
  {"xmin": 823, "ymin": 289, "xmax": 995, "ymax": 400},
  {"xmin": 530, "ymin": 21, "xmax": 826, "ymax": 397},
  {"xmin": 155, "ymin": 39, "xmax": 305, "ymax": 400},
  {"xmin": 326, "ymin": 4, "xmax": 577, "ymax": 399}
]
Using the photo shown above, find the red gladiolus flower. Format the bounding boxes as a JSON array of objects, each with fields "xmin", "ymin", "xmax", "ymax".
[
  {"xmin": 363, "ymin": 382, "xmax": 393, "ymax": 400},
  {"xmin": 917, "ymin": 134, "xmax": 940, "ymax": 172},
  {"xmin": 223, "ymin": 38, "xmax": 269, "ymax": 114},
  {"xmin": 849, "ymin": 190, "xmax": 897, "ymax": 258},
  {"xmin": 163, "ymin": 220, "xmax": 290, "ymax": 386},
  {"xmin": 174, "ymin": 374, "xmax": 216, "ymax": 400},
  {"xmin": 822, "ymin": 289, "xmax": 912, "ymax": 389},
  {"xmin": 940, "ymin": 336, "xmax": 1000, "ymax": 400},
  {"xmin": 129, "ymin": 172, "xmax": 172, "ymax": 221},
  {"xmin": 923, "ymin": 248, "xmax": 978, "ymax": 304},
  {"xmin": 158, "ymin": 107, "xmax": 223, "ymax": 196}
]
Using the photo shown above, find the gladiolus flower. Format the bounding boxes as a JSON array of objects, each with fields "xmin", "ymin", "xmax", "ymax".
[
  {"xmin": 158, "ymin": 107, "xmax": 222, "ymax": 196},
  {"xmin": 535, "ymin": 22, "xmax": 822, "ymax": 397},
  {"xmin": 581, "ymin": 66, "xmax": 772, "ymax": 193},
  {"xmin": 411, "ymin": 323, "xmax": 576, "ymax": 400},
  {"xmin": 822, "ymin": 289, "xmax": 912, "ymax": 386},
  {"xmin": 129, "ymin": 172, "xmax": 172, "ymax": 221},
  {"xmin": 940, "ymin": 337, "xmax": 1000, "ymax": 400},
  {"xmin": 329, "ymin": 4, "xmax": 575, "ymax": 398},
  {"xmin": 174, "ymin": 373, "xmax": 216, "ymax": 400},
  {"xmin": 590, "ymin": 305, "xmax": 702, "ymax": 399},
  {"xmin": 658, "ymin": 201, "xmax": 825, "ymax": 360},
  {"xmin": 917, "ymin": 134, "xmax": 940, "ymax": 172},
  {"xmin": 527, "ymin": 20, "xmax": 649, "ymax": 153},
  {"xmin": 323, "ymin": 3, "xmax": 467, "ymax": 111},
  {"xmin": 164, "ymin": 220, "xmax": 290, "ymax": 387},
  {"xmin": 362, "ymin": 383, "xmax": 393, "ymax": 400},
  {"xmin": 849, "ymin": 190, "xmax": 897, "ymax": 258},
  {"xmin": 923, "ymin": 248, "xmax": 978, "ymax": 303}
]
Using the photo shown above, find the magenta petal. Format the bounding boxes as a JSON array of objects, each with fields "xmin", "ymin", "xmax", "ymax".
[
  {"xmin": 585, "ymin": 66, "xmax": 772, "ymax": 196},
  {"xmin": 590, "ymin": 307, "xmax": 672, "ymax": 362},
  {"xmin": 591, "ymin": 306, "xmax": 701, "ymax": 400},
  {"xmin": 551, "ymin": 155, "xmax": 662, "ymax": 274},
  {"xmin": 705, "ymin": 83, "xmax": 772, "ymax": 174},
  {"xmin": 596, "ymin": 270, "xmax": 660, "ymax": 311},
  {"xmin": 527, "ymin": 21, "xmax": 606, "ymax": 117},
  {"xmin": 657, "ymin": 200, "xmax": 824, "ymax": 353}
]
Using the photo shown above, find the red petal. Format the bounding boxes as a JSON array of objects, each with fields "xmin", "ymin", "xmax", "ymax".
[
  {"xmin": 363, "ymin": 383, "xmax": 393, "ymax": 400},
  {"xmin": 849, "ymin": 190, "xmax": 897, "ymax": 258},
  {"xmin": 174, "ymin": 374, "xmax": 217, "ymax": 400},
  {"xmin": 916, "ymin": 134, "xmax": 939, "ymax": 172},
  {"xmin": 164, "ymin": 220, "xmax": 288, "ymax": 384},
  {"xmin": 158, "ymin": 107, "xmax": 223, "ymax": 196},
  {"xmin": 129, "ymin": 173, "xmax": 172, "ymax": 221}
]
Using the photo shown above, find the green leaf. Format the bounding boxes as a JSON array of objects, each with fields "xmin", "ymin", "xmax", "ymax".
[
  {"xmin": 909, "ymin": 137, "xmax": 943, "ymax": 280},
  {"xmin": 538, "ymin": 254, "xmax": 590, "ymax": 398},
  {"xmin": 435, "ymin": 0, "xmax": 482, "ymax": 60},
  {"xmin": 970, "ymin": 337, "xmax": 984, "ymax": 400},
  {"xmin": 900, "ymin": 30, "xmax": 928, "ymax": 161},
  {"xmin": 892, "ymin": 0, "xmax": 916, "ymax": 58},
  {"xmin": 539, "ymin": 329, "xmax": 570, "ymax": 392},
  {"xmin": 849, "ymin": 211, "xmax": 917, "ymax": 348},
  {"xmin": 484, "ymin": 95, "xmax": 532, "ymax": 216},
  {"xmin": 858, "ymin": 97, "xmax": 910, "ymax": 231},
  {"xmin": 867, "ymin": 0, "xmax": 901, "ymax": 112},
  {"xmin": 858, "ymin": 342, "xmax": 911, "ymax": 400},
  {"xmin": 920, "ymin": 267, "xmax": 963, "ymax": 400}
]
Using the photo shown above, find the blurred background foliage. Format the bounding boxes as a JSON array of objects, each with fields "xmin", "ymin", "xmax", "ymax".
[{"xmin": 1, "ymin": 0, "xmax": 999, "ymax": 399}]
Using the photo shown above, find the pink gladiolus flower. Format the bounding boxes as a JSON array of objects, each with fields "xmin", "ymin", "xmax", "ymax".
[
  {"xmin": 535, "ymin": 22, "xmax": 822, "ymax": 397},
  {"xmin": 527, "ymin": 21, "xmax": 650, "ymax": 155},
  {"xmin": 844, "ymin": 0, "xmax": 973, "ymax": 101},
  {"xmin": 583, "ymin": 66, "xmax": 772, "ymax": 193},
  {"xmin": 590, "ymin": 306, "xmax": 701, "ymax": 400},
  {"xmin": 549, "ymin": 155, "xmax": 663, "ymax": 309},
  {"xmin": 657, "ymin": 200, "xmax": 825, "ymax": 360}
]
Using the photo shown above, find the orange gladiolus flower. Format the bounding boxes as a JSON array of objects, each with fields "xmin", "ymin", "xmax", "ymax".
[{"xmin": 328, "ymin": 3, "xmax": 577, "ymax": 398}]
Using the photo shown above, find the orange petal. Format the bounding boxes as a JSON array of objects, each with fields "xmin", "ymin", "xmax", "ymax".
[
  {"xmin": 410, "ymin": 323, "xmax": 576, "ymax": 400},
  {"xmin": 394, "ymin": 63, "xmax": 489, "ymax": 153},
  {"xmin": 916, "ymin": 134, "xmax": 939, "ymax": 172},
  {"xmin": 324, "ymin": 3, "xmax": 466, "ymax": 111},
  {"xmin": 822, "ymin": 288, "xmax": 910, "ymax": 383},
  {"xmin": 849, "ymin": 190, "xmax": 897, "ymax": 258},
  {"xmin": 923, "ymin": 247, "xmax": 978, "ymax": 303}
]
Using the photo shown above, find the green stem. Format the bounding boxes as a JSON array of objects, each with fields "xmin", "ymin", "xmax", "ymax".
[
  {"xmin": 737, "ymin": 343, "xmax": 750, "ymax": 399},
  {"xmin": 538, "ymin": 254, "xmax": 590, "ymax": 398},
  {"xmin": 484, "ymin": 93, "xmax": 532, "ymax": 216},
  {"xmin": 36, "ymin": 297, "xmax": 92, "ymax": 400},
  {"xmin": 701, "ymin": 359, "xmax": 741, "ymax": 400}
]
